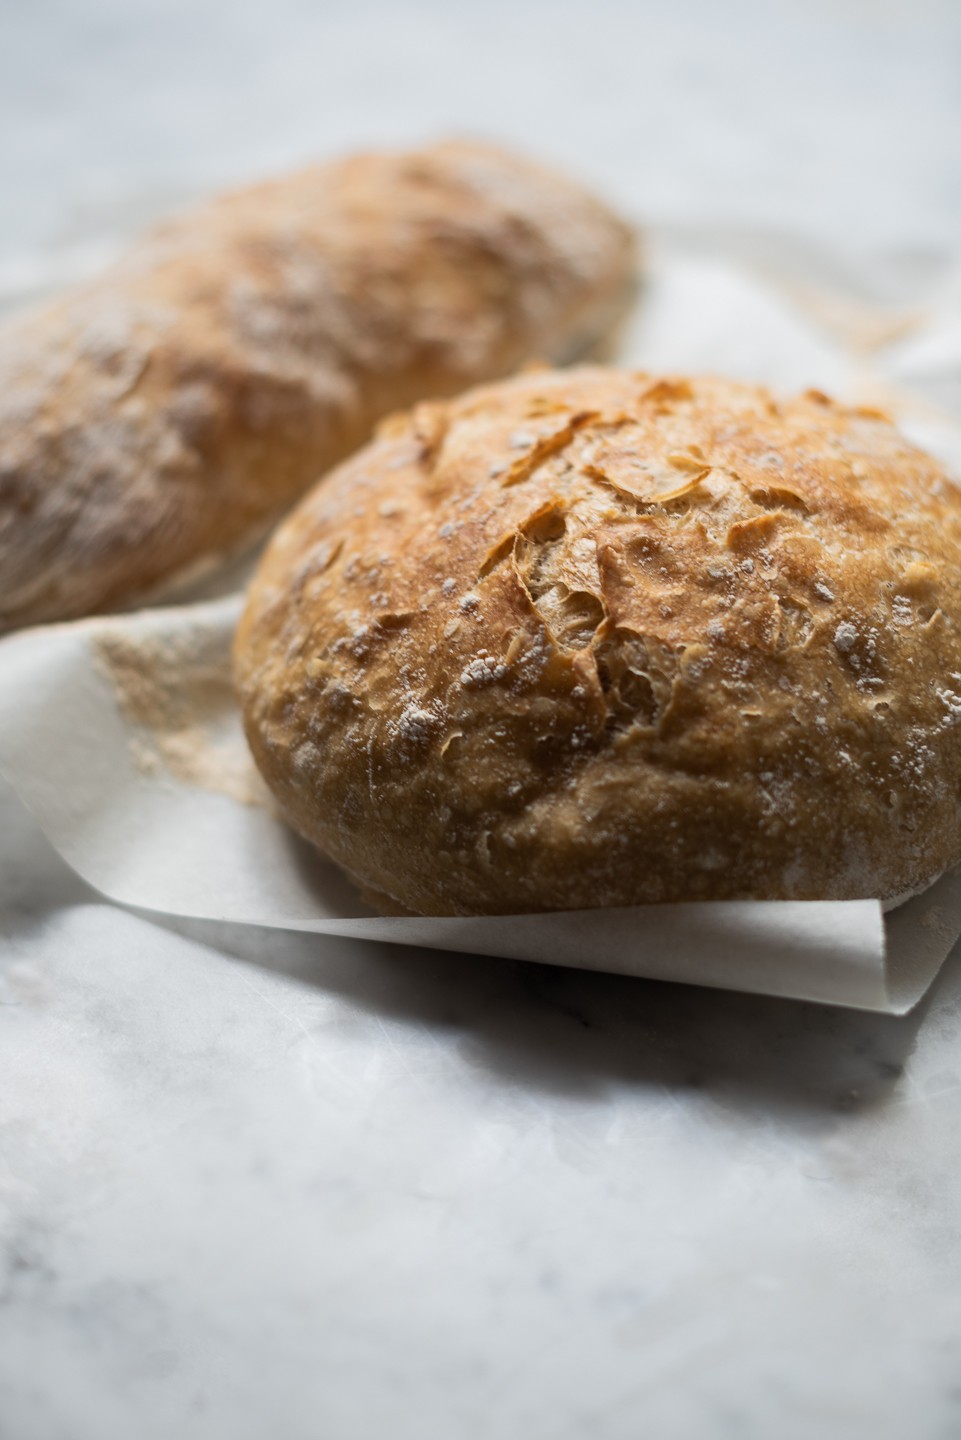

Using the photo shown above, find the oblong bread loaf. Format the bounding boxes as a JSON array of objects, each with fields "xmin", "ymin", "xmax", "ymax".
[{"xmin": 0, "ymin": 140, "xmax": 636, "ymax": 631}]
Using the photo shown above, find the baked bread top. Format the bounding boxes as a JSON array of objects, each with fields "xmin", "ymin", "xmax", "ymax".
[
  {"xmin": 0, "ymin": 140, "xmax": 635, "ymax": 632},
  {"xmin": 235, "ymin": 367, "xmax": 961, "ymax": 915}
]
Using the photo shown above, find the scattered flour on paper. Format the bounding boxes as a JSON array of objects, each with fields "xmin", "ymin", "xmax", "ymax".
[{"xmin": 92, "ymin": 622, "xmax": 273, "ymax": 810}]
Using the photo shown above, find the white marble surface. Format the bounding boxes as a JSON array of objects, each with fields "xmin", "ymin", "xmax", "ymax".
[
  {"xmin": 5, "ymin": 776, "xmax": 961, "ymax": 1440},
  {"xmin": 3, "ymin": 2, "xmax": 961, "ymax": 1436}
]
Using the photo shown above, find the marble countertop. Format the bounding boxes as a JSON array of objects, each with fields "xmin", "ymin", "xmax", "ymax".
[
  {"xmin": 3, "ymin": 2, "xmax": 961, "ymax": 1436},
  {"xmin": 5, "ymin": 776, "xmax": 961, "ymax": 1440}
]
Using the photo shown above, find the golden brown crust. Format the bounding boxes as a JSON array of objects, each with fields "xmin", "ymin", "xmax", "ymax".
[
  {"xmin": 0, "ymin": 140, "xmax": 635, "ymax": 632},
  {"xmin": 235, "ymin": 367, "xmax": 961, "ymax": 914}
]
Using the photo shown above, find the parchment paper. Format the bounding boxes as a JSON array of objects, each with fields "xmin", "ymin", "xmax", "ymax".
[{"xmin": 3, "ymin": 232, "xmax": 961, "ymax": 1014}]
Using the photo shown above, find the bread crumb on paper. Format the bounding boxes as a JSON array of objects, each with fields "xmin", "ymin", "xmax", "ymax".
[{"xmin": 93, "ymin": 623, "xmax": 273, "ymax": 810}]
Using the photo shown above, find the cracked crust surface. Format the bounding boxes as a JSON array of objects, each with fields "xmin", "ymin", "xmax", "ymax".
[
  {"xmin": 0, "ymin": 140, "xmax": 635, "ymax": 633},
  {"xmin": 235, "ymin": 367, "xmax": 961, "ymax": 915}
]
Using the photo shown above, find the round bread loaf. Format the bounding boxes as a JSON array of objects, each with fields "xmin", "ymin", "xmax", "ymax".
[
  {"xmin": 235, "ymin": 367, "xmax": 961, "ymax": 915},
  {"xmin": 0, "ymin": 140, "xmax": 635, "ymax": 633}
]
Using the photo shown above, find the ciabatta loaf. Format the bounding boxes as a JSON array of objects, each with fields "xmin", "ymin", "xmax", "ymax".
[{"xmin": 0, "ymin": 141, "xmax": 635, "ymax": 632}]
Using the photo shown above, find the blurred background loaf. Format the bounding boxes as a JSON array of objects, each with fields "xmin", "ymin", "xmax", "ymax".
[{"xmin": 0, "ymin": 139, "xmax": 635, "ymax": 633}]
